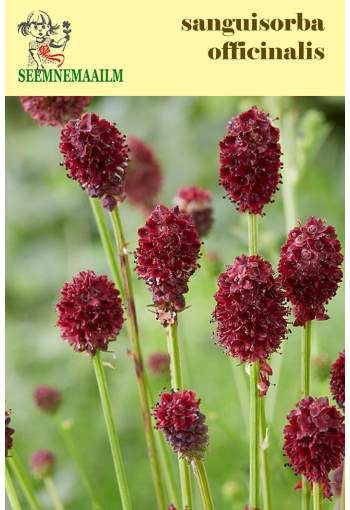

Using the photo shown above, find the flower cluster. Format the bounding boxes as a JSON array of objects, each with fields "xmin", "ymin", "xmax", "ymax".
[
  {"xmin": 219, "ymin": 106, "xmax": 282, "ymax": 215},
  {"xmin": 148, "ymin": 352, "xmax": 170, "ymax": 376},
  {"xmin": 212, "ymin": 254, "xmax": 289, "ymax": 363},
  {"xmin": 34, "ymin": 385, "xmax": 62, "ymax": 414},
  {"xmin": 125, "ymin": 136, "xmax": 162, "ymax": 215},
  {"xmin": 56, "ymin": 270, "xmax": 124, "ymax": 355},
  {"xmin": 174, "ymin": 186, "xmax": 213, "ymax": 237},
  {"xmin": 19, "ymin": 96, "xmax": 93, "ymax": 127},
  {"xmin": 278, "ymin": 216, "xmax": 343, "ymax": 327},
  {"xmin": 30, "ymin": 450, "xmax": 55, "ymax": 479},
  {"xmin": 59, "ymin": 113, "xmax": 129, "ymax": 211},
  {"xmin": 152, "ymin": 389, "xmax": 209, "ymax": 462},
  {"xmin": 283, "ymin": 396, "xmax": 345, "ymax": 499},
  {"xmin": 330, "ymin": 350, "xmax": 345, "ymax": 412},
  {"xmin": 5, "ymin": 410, "xmax": 14, "ymax": 457},
  {"xmin": 135, "ymin": 205, "xmax": 201, "ymax": 321}
]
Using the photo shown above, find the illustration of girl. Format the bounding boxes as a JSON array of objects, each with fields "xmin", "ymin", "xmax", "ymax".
[{"xmin": 17, "ymin": 11, "xmax": 70, "ymax": 71}]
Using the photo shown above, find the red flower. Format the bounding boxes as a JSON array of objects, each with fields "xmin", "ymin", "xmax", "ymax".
[
  {"xmin": 5, "ymin": 410, "xmax": 14, "ymax": 457},
  {"xmin": 212, "ymin": 255, "xmax": 289, "ymax": 363},
  {"xmin": 219, "ymin": 106, "xmax": 282, "ymax": 215},
  {"xmin": 283, "ymin": 396, "xmax": 345, "ymax": 500},
  {"xmin": 152, "ymin": 389, "xmax": 209, "ymax": 462},
  {"xmin": 135, "ymin": 205, "xmax": 201, "ymax": 320},
  {"xmin": 56, "ymin": 270, "xmax": 124, "ymax": 355},
  {"xmin": 148, "ymin": 352, "xmax": 170, "ymax": 376},
  {"xmin": 125, "ymin": 136, "xmax": 162, "ymax": 215},
  {"xmin": 59, "ymin": 113, "xmax": 129, "ymax": 211},
  {"xmin": 34, "ymin": 386, "xmax": 62, "ymax": 413},
  {"xmin": 278, "ymin": 217, "xmax": 343, "ymax": 327},
  {"xmin": 330, "ymin": 350, "xmax": 345, "ymax": 412},
  {"xmin": 19, "ymin": 96, "xmax": 93, "ymax": 127},
  {"xmin": 174, "ymin": 186, "xmax": 213, "ymax": 237},
  {"xmin": 30, "ymin": 450, "xmax": 55, "ymax": 479}
]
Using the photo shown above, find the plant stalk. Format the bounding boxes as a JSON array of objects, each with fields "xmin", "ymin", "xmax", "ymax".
[
  {"xmin": 92, "ymin": 351, "xmax": 132, "ymax": 510},
  {"xmin": 5, "ymin": 461, "xmax": 22, "ymax": 510},
  {"xmin": 110, "ymin": 205, "xmax": 166, "ymax": 510},
  {"xmin": 9, "ymin": 450, "xmax": 41, "ymax": 510},
  {"xmin": 43, "ymin": 477, "xmax": 65, "ymax": 510},
  {"xmin": 340, "ymin": 462, "xmax": 345, "ymax": 510},
  {"xmin": 193, "ymin": 460, "xmax": 215, "ymax": 510},
  {"xmin": 313, "ymin": 481, "xmax": 323, "ymax": 510},
  {"xmin": 260, "ymin": 398, "xmax": 271, "ymax": 510},
  {"xmin": 54, "ymin": 412, "xmax": 103, "ymax": 510},
  {"xmin": 166, "ymin": 322, "xmax": 193, "ymax": 510},
  {"xmin": 301, "ymin": 321, "xmax": 312, "ymax": 510}
]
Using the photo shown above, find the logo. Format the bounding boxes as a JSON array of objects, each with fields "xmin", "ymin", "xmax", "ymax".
[{"xmin": 17, "ymin": 10, "xmax": 71, "ymax": 71}]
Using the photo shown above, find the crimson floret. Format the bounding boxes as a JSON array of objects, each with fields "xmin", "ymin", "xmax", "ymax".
[
  {"xmin": 278, "ymin": 217, "xmax": 343, "ymax": 327},
  {"xmin": 219, "ymin": 105, "xmax": 282, "ymax": 215},
  {"xmin": 153, "ymin": 389, "xmax": 209, "ymax": 462},
  {"xmin": 330, "ymin": 350, "xmax": 345, "ymax": 412},
  {"xmin": 19, "ymin": 96, "xmax": 93, "ymax": 127},
  {"xmin": 56, "ymin": 270, "xmax": 124, "ymax": 355},
  {"xmin": 5, "ymin": 410, "xmax": 14, "ymax": 457},
  {"xmin": 174, "ymin": 186, "xmax": 213, "ymax": 237},
  {"xmin": 212, "ymin": 254, "xmax": 289, "ymax": 363},
  {"xmin": 59, "ymin": 113, "xmax": 129, "ymax": 211},
  {"xmin": 34, "ymin": 386, "xmax": 62, "ymax": 413},
  {"xmin": 283, "ymin": 396, "xmax": 345, "ymax": 500}
]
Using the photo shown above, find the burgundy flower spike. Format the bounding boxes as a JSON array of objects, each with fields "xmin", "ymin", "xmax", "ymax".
[
  {"xmin": 135, "ymin": 205, "xmax": 201, "ymax": 324},
  {"xmin": 212, "ymin": 254, "xmax": 289, "ymax": 363},
  {"xmin": 174, "ymin": 186, "xmax": 213, "ymax": 237},
  {"xmin": 283, "ymin": 396, "xmax": 345, "ymax": 500},
  {"xmin": 219, "ymin": 105, "xmax": 282, "ymax": 215},
  {"xmin": 125, "ymin": 135, "xmax": 162, "ymax": 215},
  {"xmin": 5, "ymin": 410, "xmax": 14, "ymax": 457},
  {"xmin": 330, "ymin": 350, "xmax": 345, "ymax": 412},
  {"xmin": 278, "ymin": 216, "xmax": 343, "ymax": 327},
  {"xmin": 30, "ymin": 450, "xmax": 55, "ymax": 479},
  {"xmin": 34, "ymin": 386, "xmax": 62, "ymax": 414},
  {"xmin": 60, "ymin": 113, "xmax": 129, "ymax": 211},
  {"xmin": 56, "ymin": 270, "xmax": 124, "ymax": 355},
  {"xmin": 19, "ymin": 96, "xmax": 93, "ymax": 127},
  {"xmin": 153, "ymin": 389, "xmax": 209, "ymax": 462}
]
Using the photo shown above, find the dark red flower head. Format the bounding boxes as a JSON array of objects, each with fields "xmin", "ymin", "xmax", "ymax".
[
  {"xmin": 59, "ymin": 113, "xmax": 129, "ymax": 211},
  {"xmin": 330, "ymin": 350, "xmax": 345, "ymax": 412},
  {"xmin": 19, "ymin": 96, "xmax": 93, "ymax": 127},
  {"xmin": 34, "ymin": 386, "xmax": 62, "ymax": 414},
  {"xmin": 148, "ymin": 352, "xmax": 170, "ymax": 377},
  {"xmin": 174, "ymin": 186, "xmax": 213, "ymax": 237},
  {"xmin": 125, "ymin": 136, "xmax": 162, "ymax": 215},
  {"xmin": 5, "ymin": 410, "xmax": 14, "ymax": 457},
  {"xmin": 153, "ymin": 389, "xmax": 209, "ymax": 462},
  {"xmin": 278, "ymin": 217, "xmax": 343, "ymax": 327},
  {"xmin": 283, "ymin": 396, "xmax": 345, "ymax": 500},
  {"xmin": 135, "ymin": 205, "xmax": 201, "ymax": 321},
  {"xmin": 30, "ymin": 450, "xmax": 55, "ymax": 479},
  {"xmin": 219, "ymin": 106, "xmax": 282, "ymax": 215},
  {"xmin": 56, "ymin": 270, "xmax": 124, "ymax": 355},
  {"xmin": 212, "ymin": 254, "xmax": 289, "ymax": 363}
]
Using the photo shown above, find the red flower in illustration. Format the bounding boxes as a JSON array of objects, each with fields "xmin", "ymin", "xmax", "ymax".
[
  {"xmin": 330, "ymin": 350, "xmax": 345, "ymax": 412},
  {"xmin": 174, "ymin": 186, "xmax": 213, "ymax": 237},
  {"xmin": 19, "ymin": 96, "xmax": 93, "ymax": 127}
]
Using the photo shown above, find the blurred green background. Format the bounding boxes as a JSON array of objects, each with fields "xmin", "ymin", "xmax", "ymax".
[{"xmin": 5, "ymin": 96, "xmax": 345, "ymax": 510}]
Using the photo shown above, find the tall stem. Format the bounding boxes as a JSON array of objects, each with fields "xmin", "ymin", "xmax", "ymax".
[
  {"xmin": 166, "ymin": 322, "xmax": 193, "ymax": 510},
  {"xmin": 5, "ymin": 461, "xmax": 22, "ymax": 510},
  {"xmin": 193, "ymin": 460, "xmax": 215, "ymax": 510},
  {"xmin": 54, "ymin": 412, "xmax": 103, "ymax": 510},
  {"xmin": 340, "ymin": 462, "xmax": 345, "ymax": 510},
  {"xmin": 313, "ymin": 482, "xmax": 323, "ymax": 510},
  {"xmin": 89, "ymin": 197, "xmax": 124, "ymax": 300},
  {"xmin": 9, "ymin": 450, "xmax": 41, "ymax": 510},
  {"xmin": 92, "ymin": 351, "xmax": 132, "ymax": 510},
  {"xmin": 110, "ymin": 205, "xmax": 166, "ymax": 510},
  {"xmin": 260, "ymin": 399, "xmax": 271, "ymax": 510},
  {"xmin": 301, "ymin": 321, "xmax": 312, "ymax": 510},
  {"xmin": 43, "ymin": 477, "xmax": 65, "ymax": 510}
]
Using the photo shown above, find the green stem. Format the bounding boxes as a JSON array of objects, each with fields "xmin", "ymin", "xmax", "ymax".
[
  {"xmin": 5, "ymin": 461, "xmax": 22, "ymax": 510},
  {"xmin": 43, "ymin": 477, "xmax": 65, "ymax": 510},
  {"xmin": 54, "ymin": 412, "xmax": 103, "ymax": 510},
  {"xmin": 200, "ymin": 246, "xmax": 216, "ymax": 295},
  {"xmin": 340, "ymin": 462, "xmax": 345, "ymax": 510},
  {"xmin": 248, "ymin": 213, "xmax": 258, "ymax": 256},
  {"xmin": 301, "ymin": 321, "xmax": 312, "ymax": 510},
  {"xmin": 302, "ymin": 479, "xmax": 311, "ymax": 510},
  {"xmin": 110, "ymin": 205, "xmax": 166, "ymax": 510},
  {"xmin": 249, "ymin": 360, "xmax": 260, "ymax": 509},
  {"xmin": 166, "ymin": 322, "xmax": 193, "ymax": 510},
  {"xmin": 9, "ymin": 450, "xmax": 41, "ymax": 510},
  {"xmin": 193, "ymin": 460, "xmax": 215, "ymax": 510},
  {"xmin": 230, "ymin": 360, "xmax": 250, "ymax": 432},
  {"xmin": 313, "ymin": 482, "xmax": 323, "ymax": 510},
  {"xmin": 92, "ymin": 351, "xmax": 132, "ymax": 510},
  {"xmin": 260, "ymin": 399, "xmax": 271, "ymax": 510},
  {"xmin": 89, "ymin": 197, "xmax": 124, "ymax": 300}
]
